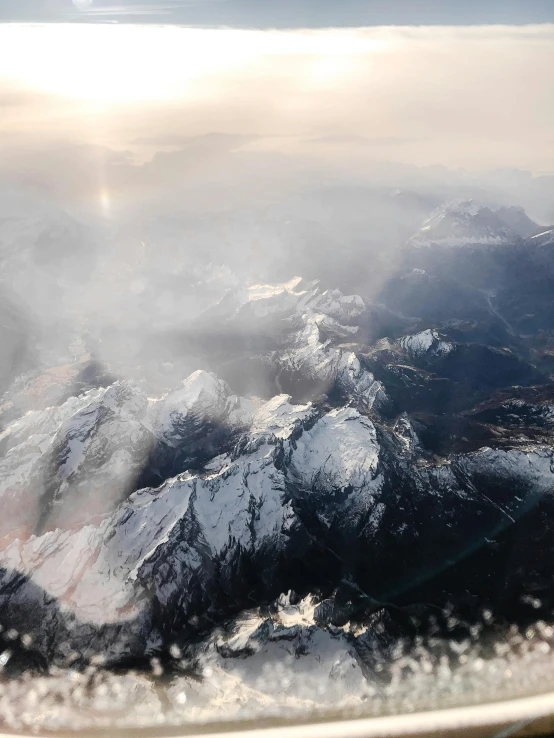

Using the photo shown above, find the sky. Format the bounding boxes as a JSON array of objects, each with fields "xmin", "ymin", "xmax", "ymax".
[
  {"xmin": 1, "ymin": 0, "xmax": 554, "ymax": 26},
  {"xmin": 0, "ymin": 3, "xmax": 552, "ymax": 219},
  {"xmin": 1, "ymin": 24, "xmax": 553, "ymax": 167}
]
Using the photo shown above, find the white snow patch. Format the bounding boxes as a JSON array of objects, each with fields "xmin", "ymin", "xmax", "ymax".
[{"xmin": 290, "ymin": 407, "xmax": 379, "ymax": 492}]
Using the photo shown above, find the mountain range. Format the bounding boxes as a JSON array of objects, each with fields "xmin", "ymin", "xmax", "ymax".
[{"xmin": 0, "ymin": 193, "xmax": 554, "ymax": 718}]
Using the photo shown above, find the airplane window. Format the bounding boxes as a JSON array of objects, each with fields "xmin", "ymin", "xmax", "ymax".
[{"xmin": 0, "ymin": 1, "xmax": 553, "ymax": 735}]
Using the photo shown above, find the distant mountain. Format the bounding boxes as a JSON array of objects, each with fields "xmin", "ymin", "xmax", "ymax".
[
  {"xmin": 408, "ymin": 198, "xmax": 544, "ymax": 247},
  {"xmin": 0, "ymin": 187, "xmax": 95, "ymax": 272},
  {"xmin": 0, "ymin": 286, "xmax": 36, "ymax": 394}
]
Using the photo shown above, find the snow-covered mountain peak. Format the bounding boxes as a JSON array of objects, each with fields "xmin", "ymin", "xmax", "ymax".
[
  {"xmin": 409, "ymin": 198, "xmax": 540, "ymax": 248},
  {"xmin": 250, "ymin": 394, "xmax": 315, "ymax": 440},
  {"xmin": 399, "ymin": 329, "xmax": 453, "ymax": 357},
  {"xmin": 155, "ymin": 371, "xmax": 236, "ymax": 443},
  {"xmin": 210, "ymin": 277, "xmax": 365, "ymax": 329},
  {"xmin": 101, "ymin": 380, "xmax": 149, "ymax": 418},
  {"xmin": 442, "ymin": 198, "xmax": 482, "ymax": 217},
  {"xmin": 290, "ymin": 407, "xmax": 380, "ymax": 493},
  {"xmin": 247, "ymin": 275, "xmax": 307, "ymax": 302},
  {"xmin": 169, "ymin": 370, "xmax": 230, "ymax": 409}
]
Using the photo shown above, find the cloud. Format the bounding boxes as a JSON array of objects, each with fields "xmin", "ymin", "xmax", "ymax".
[
  {"xmin": 0, "ymin": 0, "xmax": 227, "ymax": 22},
  {"xmin": 70, "ymin": 3, "xmax": 192, "ymax": 17},
  {"xmin": 132, "ymin": 132, "xmax": 256, "ymax": 147},
  {"xmin": 0, "ymin": 91, "xmax": 37, "ymax": 108},
  {"xmin": 305, "ymin": 135, "xmax": 417, "ymax": 146},
  {"xmin": 0, "ymin": 24, "xmax": 553, "ymax": 176},
  {"xmin": 0, "ymin": 89, "xmax": 59, "ymax": 111}
]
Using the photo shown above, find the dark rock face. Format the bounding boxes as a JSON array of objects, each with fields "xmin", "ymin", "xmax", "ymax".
[{"xmin": 1, "ymin": 203, "xmax": 554, "ymax": 679}]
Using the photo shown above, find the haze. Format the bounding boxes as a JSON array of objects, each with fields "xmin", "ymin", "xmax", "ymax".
[
  {"xmin": 0, "ymin": 19, "xmax": 553, "ymax": 398},
  {"xmin": 0, "ymin": 24, "xmax": 553, "ymax": 212}
]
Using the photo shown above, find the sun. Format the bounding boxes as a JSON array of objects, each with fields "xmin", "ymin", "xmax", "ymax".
[
  {"xmin": 0, "ymin": 25, "xmax": 257, "ymax": 104},
  {"xmin": 0, "ymin": 24, "xmax": 394, "ymax": 106}
]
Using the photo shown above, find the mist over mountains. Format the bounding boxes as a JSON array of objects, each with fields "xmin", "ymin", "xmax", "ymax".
[
  {"xmin": 1, "ymin": 166, "xmax": 554, "ymax": 719},
  {"xmin": 0, "ymin": 165, "xmax": 552, "ymax": 390}
]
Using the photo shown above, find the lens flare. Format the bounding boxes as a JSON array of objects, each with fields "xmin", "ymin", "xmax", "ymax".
[{"xmin": 99, "ymin": 188, "xmax": 111, "ymax": 216}]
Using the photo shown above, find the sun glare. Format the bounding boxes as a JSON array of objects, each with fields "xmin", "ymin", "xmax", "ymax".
[
  {"xmin": 0, "ymin": 25, "xmax": 392, "ymax": 105},
  {"xmin": 99, "ymin": 188, "xmax": 111, "ymax": 216}
]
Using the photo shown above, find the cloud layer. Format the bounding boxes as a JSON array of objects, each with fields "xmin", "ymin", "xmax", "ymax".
[{"xmin": 0, "ymin": 24, "xmax": 552, "ymax": 173}]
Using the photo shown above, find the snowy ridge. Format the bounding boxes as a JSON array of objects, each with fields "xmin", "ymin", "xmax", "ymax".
[
  {"xmin": 1, "ymin": 357, "xmax": 553, "ymax": 665},
  {"xmin": 201, "ymin": 276, "xmax": 385, "ymax": 410},
  {"xmin": 408, "ymin": 199, "xmax": 540, "ymax": 248},
  {"xmin": 399, "ymin": 329, "xmax": 453, "ymax": 357},
  {"xmin": 279, "ymin": 318, "xmax": 385, "ymax": 410},
  {"xmin": 210, "ymin": 276, "xmax": 365, "ymax": 326},
  {"xmin": 0, "ymin": 372, "xmax": 254, "ymax": 536},
  {"xmin": 289, "ymin": 407, "xmax": 380, "ymax": 494},
  {"xmin": 246, "ymin": 280, "xmax": 387, "ymax": 410},
  {"xmin": 154, "ymin": 370, "xmax": 254, "ymax": 448},
  {"xmin": 0, "ymin": 390, "xmax": 317, "ymax": 632},
  {"xmin": 0, "ymin": 223, "xmax": 554, "ymax": 694},
  {"xmin": 0, "ymin": 382, "xmax": 155, "ymax": 536}
]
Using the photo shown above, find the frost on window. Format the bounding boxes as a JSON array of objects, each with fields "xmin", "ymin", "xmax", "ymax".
[{"xmin": 1, "ymin": 17, "xmax": 554, "ymax": 734}]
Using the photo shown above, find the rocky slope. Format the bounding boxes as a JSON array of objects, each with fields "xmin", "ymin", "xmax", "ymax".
[
  {"xmin": 0, "ymin": 198, "xmax": 553, "ymax": 713},
  {"xmin": 1, "ymin": 360, "xmax": 553, "ymax": 667}
]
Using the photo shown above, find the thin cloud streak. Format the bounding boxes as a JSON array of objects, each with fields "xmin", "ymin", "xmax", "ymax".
[{"xmin": 70, "ymin": 2, "xmax": 221, "ymax": 17}]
